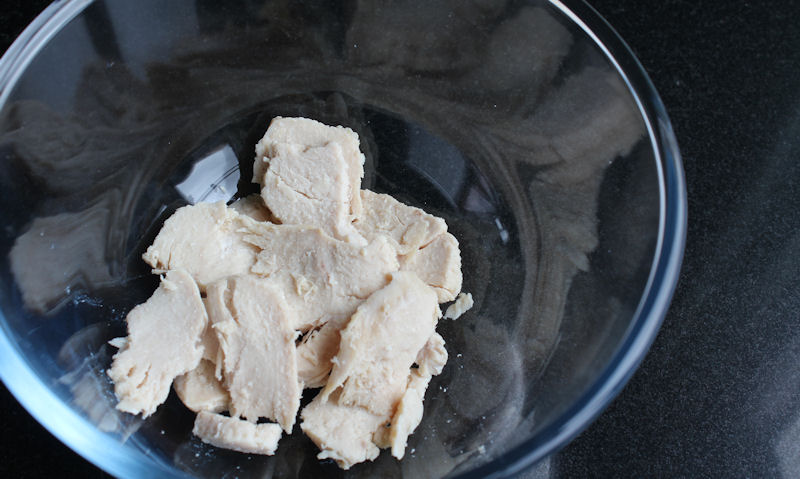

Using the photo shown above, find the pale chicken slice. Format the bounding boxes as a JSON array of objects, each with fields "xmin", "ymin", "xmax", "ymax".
[
  {"xmin": 385, "ymin": 333, "xmax": 449, "ymax": 458},
  {"xmin": 444, "ymin": 292, "xmax": 474, "ymax": 320},
  {"xmin": 374, "ymin": 333, "xmax": 448, "ymax": 452},
  {"xmin": 260, "ymin": 142, "xmax": 364, "ymax": 243},
  {"xmin": 142, "ymin": 202, "xmax": 258, "ymax": 290},
  {"xmin": 230, "ymin": 194, "xmax": 273, "ymax": 223},
  {"xmin": 296, "ymin": 316, "xmax": 347, "ymax": 388},
  {"xmin": 320, "ymin": 271, "xmax": 440, "ymax": 417},
  {"xmin": 300, "ymin": 391, "xmax": 386, "ymax": 470},
  {"xmin": 400, "ymin": 232, "xmax": 462, "ymax": 303},
  {"xmin": 200, "ymin": 298, "xmax": 225, "ymax": 380},
  {"xmin": 353, "ymin": 190, "xmax": 447, "ymax": 255},
  {"xmin": 242, "ymin": 223, "xmax": 398, "ymax": 330},
  {"xmin": 108, "ymin": 269, "xmax": 206, "ymax": 417},
  {"xmin": 253, "ymin": 116, "xmax": 365, "ymax": 216},
  {"xmin": 193, "ymin": 411, "xmax": 282, "ymax": 455},
  {"xmin": 197, "ymin": 305, "xmax": 222, "ymax": 366},
  {"xmin": 386, "ymin": 370, "xmax": 431, "ymax": 459},
  {"xmin": 174, "ymin": 359, "xmax": 229, "ymax": 413},
  {"xmin": 206, "ymin": 275, "xmax": 300, "ymax": 431},
  {"xmin": 415, "ymin": 332, "xmax": 448, "ymax": 377}
]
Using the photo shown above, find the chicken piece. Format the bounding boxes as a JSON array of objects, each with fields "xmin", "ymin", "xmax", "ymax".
[
  {"xmin": 444, "ymin": 292, "xmax": 474, "ymax": 320},
  {"xmin": 206, "ymin": 275, "xmax": 300, "ymax": 432},
  {"xmin": 400, "ymin": 232, "xmax": 462, "ymax": 303},
  {"xmin": 230, "ymin": 194, "xmax": 273, "ymax": 222},
  {"xmin": 321, "ymin": 271, "xmax": 440, "ymax": 417},
  {"xmin": 303, "ymin": 272, "xmax": 441, "ymax": 468},
  {"xmin": 200, "ymin": 298, "xmax": 226, "ymax": 381},
  {"xmin": 260, "ymin": 142, "xmax": 364, "ymax": 243},
  {"xmin": 300, "ymin": 391, "xmax": 386, "ymax": 470},
  {"xmin": 303, "ymin": 309, "xmax": 447, "ymax": 467},
  {"xmin": 374, "ymin": 331, "xmax": 448, "ymax": 450},
  {"xmin": 373, "ymin": 332, "xmax": 447, "ymax": 453},
  {"xmin": 107, "ymin": 269, "xmax": 206, "ymax": 417},
  {"xmin": 354, "ymin": 190, "xmax": 447, "ymax": 255},
  {"xmin": 142, "ymin": 202, "xmax": 258, "ymax": 290},
  {"xmin": 253, "ymin": 116, "xmax": 365, "ymax": 216},
  {"xmin": 385, "ymin": 331, "xmax": 449, "ymax": 458},
  {"xmin": 415, "ymin": 332, "xmax": 448, "ymax": 377},
  {"xmin": 174, "ymin": 359, "xmax": 229, "ymax": 413},
  {"xmin": 193, "ymin": 411, "xmax": 283, "ymax": 455},
  {"xmin": 387, "ymin": 370, "xmax": 431, "ymax": 459},
  {"xmin": 296, "ymin": 317, "xmax": 347, "ymax": 388},
  {"xmin": 197, "ymin": 306, "xmax": 221, "ymax": 366},
  {"xmin": 242, "ymin": 223, "xmax": 399, "ymax": 330}
]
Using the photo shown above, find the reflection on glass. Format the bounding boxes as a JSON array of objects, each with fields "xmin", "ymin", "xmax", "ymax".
[{"xmin": 175, "ymin": 146, "xmax": 240, "ymax": 205}]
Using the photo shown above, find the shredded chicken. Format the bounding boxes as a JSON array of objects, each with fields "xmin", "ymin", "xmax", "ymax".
[
  {"xmin": 400, "ymin": 232, "xmax": 463, "ymax": 302},
  {"xmin": 300, "ymin": 272, "xmax": 442, "ymax": 466},
  {"xmin": 260, "ymin": 142, "xmax": 365, "ymax": 243},
  {"xmin": 320, "ymin": 271, "xmax": 440, "ymax": 416},
  {"xmin": 444, "ymin": 292, "xmax": 474, "ymax": 320},
  {"xmin": 108, "ymin": 117, "xmax": 470, "ymax": 468},
  {"xmin": 193, "ymin": 411, "xmax": 283, "ymax": 455},
  {"xmin": 253, "ymin": 116, "xmax": 365, "ymax": 217},
  {"xmin": 415, "ymin": 332, "xmax": 449, "ymax": 377},
  {"xmin": 174, "ymin": 359, "xmax": 229, "ymax": 413},
  {"xmin": 107, "ymin": 269, "xmax": 206, "ymax": 417},
  {"xmin": 300, "ymin": 391, "xmax": 385, "ymax": 469},
  {"xmin": 206, "ymin": 275, "xmax": 300, "ymax": 432},
  {"xmin": 142, "ymin": 202, "xmax": 258, "ymax": 290},
  {"xmin": 229, "ymin": 194, "xmax": 273, "ymax": 222},
  {"xmin": 387, "ymin": 370, "xmax": 431, "ymax": 459},
  {"xmin": 242, "ymin": 222, "xmax": 398, "ymax": 330},
  {"xmin": 354, "ymin": 190, "xmax": 446, "ymax": 255},
  {"xmin": 296, "ymin": 316, "xmax": 348, "ymax": 388}
]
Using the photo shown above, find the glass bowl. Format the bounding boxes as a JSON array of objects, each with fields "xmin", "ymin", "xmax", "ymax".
[{"xmin": 0, "ymin": 0, "xmax": 685, "ymax": 477}]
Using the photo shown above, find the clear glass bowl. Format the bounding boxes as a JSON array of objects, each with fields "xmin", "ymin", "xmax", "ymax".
[{"xmin": 0, "ymin": 1, "xmax": 685, "ymax": 477}]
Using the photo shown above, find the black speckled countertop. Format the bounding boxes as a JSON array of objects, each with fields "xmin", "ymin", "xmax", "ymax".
[{"xmin": 2, "ymin": 1, "xmax": 799, "ymax": 477}]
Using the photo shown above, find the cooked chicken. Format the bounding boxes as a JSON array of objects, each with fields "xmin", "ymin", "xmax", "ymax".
[
  {"xmin": 387, "ymin": 331, "xmax": 449, "ymax": 458},
  {"xmin": 400, "ymin": 232, "xmax": 462, "ymax": 302},
  {"xmin": 193, "ymin": 410, "xmax": 283, "ymax": 455},
  {"xmin": 353, "ymin": 190, "xmax": 447, "ymax": 255},
  {"xmin": 229, "ymin": 194, "xmax": 273, "ymax": 222},
  {"xmin": 296, "ymin": 316, "xmax": 347, "ymax": 388},
  {"xmin": 242, "ymin": 222, "xmax": 398, "ymax": 331},
  {"xmin": 415, "ymin": 332, "xmax": 448, "ymax": 377},
  {"xmin": 253, "ymin": 116, "xmax": 364, "ymax": 217},
  {"xmin": 260, "ymin": 142, "xmax": 364, "ymax": 244},
  {"xmin": 444, "ymin": 292, "xmax": 474, "ymax": 320},
  {"xmin": 197, "ymin": 305, "xmax": 222, "ymax": 366},
  {"xmin": 142, "ymin": 202, "xmax": 258, "ymax": 290},
  {"xmin": 387, "ymin": 369, "xmax": 430, "ymax": 459},
  {"xmin": 174, "ymin": 359, "xmax": 229, "ymax": 413},
  {"xmin": 300, "ymin": 391, "xmax": 385, "ymax": 470},
  {"xmin": 108, "ymin": 269, "xmax": 206, "ymax": 417},
  {"xmin": 108, "ymin": 117, "xmax": 468, "ymax": 469},
  {"xmin": 303, "ymin": 274, "xmax": 445, "ymax": 465},
  {"xmin": 320, "ymin": 271, "xmax": 440, "ymax": 417},
  {"xmin": 206, "ymin": 275, "xmax": 300, "ymax": 432}
]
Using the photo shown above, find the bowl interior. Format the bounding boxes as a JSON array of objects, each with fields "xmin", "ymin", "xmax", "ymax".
[{"xmin": 0, "ymin": 0, "xmax": 667, "ymax": 477}]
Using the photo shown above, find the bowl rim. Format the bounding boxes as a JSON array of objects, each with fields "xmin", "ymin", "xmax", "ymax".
[{"xmin": 0, "ymin": 1, "xmax": 686, "ymax": 478}]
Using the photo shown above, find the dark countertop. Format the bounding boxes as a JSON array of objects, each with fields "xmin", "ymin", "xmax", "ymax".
[{"xmin": 2, "ymin": 1, "xmax": 798, "ymax": 477}]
